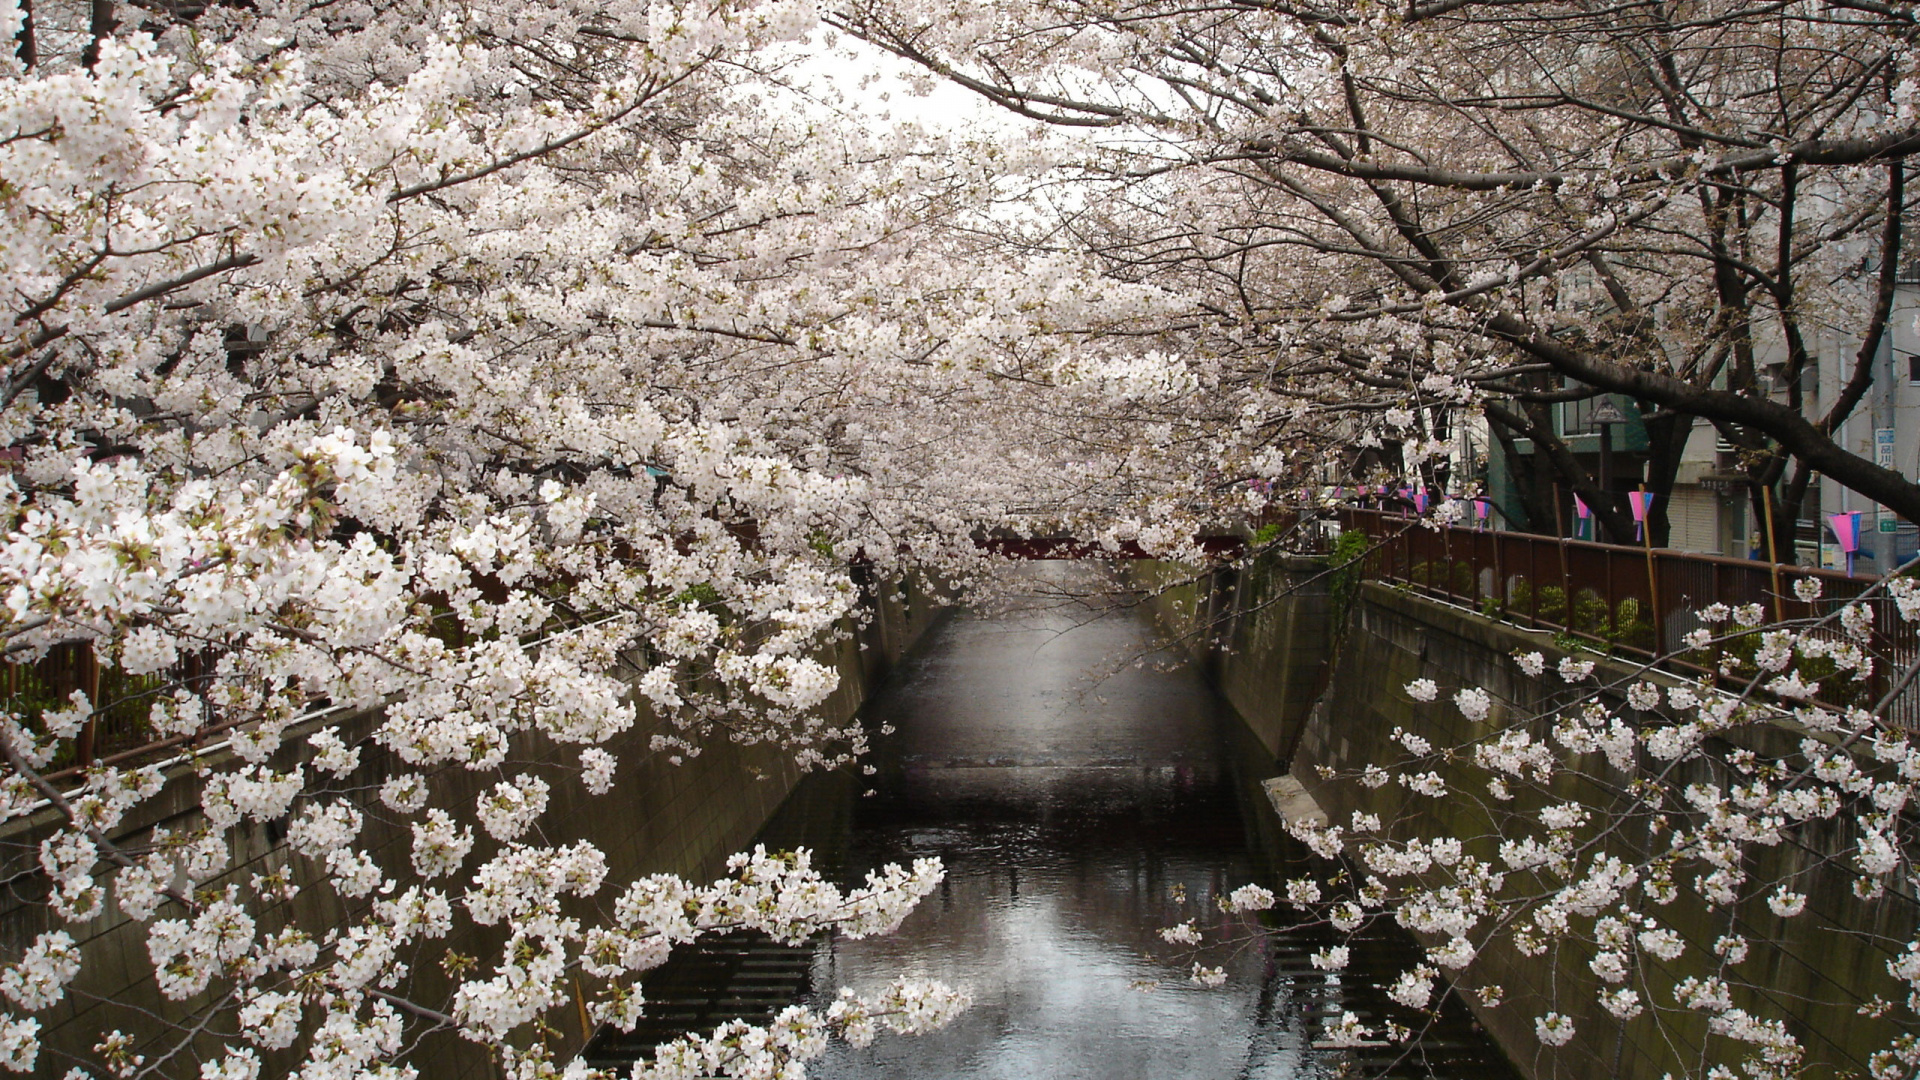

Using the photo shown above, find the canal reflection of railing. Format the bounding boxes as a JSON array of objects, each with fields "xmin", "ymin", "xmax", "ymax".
[
  {"xmin": 1332, "ymin": 508, "xmax": 1920, "ymax": 728},
  {"xmin": 579, "ymin": 931, "xmax": 817, "ymax": 1067}
]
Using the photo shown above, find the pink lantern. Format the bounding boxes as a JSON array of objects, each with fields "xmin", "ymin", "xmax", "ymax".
[
  {"xmin": 1414, "ymin": 487, "xmax": 1430, "ymax": 514},
  {"xmin": 1829, "ymin": 511, "xmax": 1863, "ymax": 577},
  {"xmin": 1472, "ymin": 498, "xmax": 1491, "ymax": 529},
  {"xmin": 1628, "ymin": 489, "xmax": 1657, "ymax": 543}
]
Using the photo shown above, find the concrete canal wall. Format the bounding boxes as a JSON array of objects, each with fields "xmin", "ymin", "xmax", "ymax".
[
  {"xmin": 1141, "ymin": 554, "xmax": 1911, "ymax": 1080},
  {"xmin": 0, "ymin": 580, "xmax": 947, "ymax": 1080},
  {"xmin": 1128, "ymin": 554, "xmax": 1334, "ymax": 759}
]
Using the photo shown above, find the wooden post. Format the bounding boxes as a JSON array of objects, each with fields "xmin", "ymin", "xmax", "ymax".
[
  {"xmin": 1640, "ymin": 488, "xmax": 1662, "ymax": 655},
  {"xmin": 79, "ymin": 644, "xmax": 98, "ymax": 768},
  {"xmin": 574, "ymin": 979, "xmax": 593, "ymax": 1042},
  {"xmin": 1553, "ymin": 483, "xmax": 1571, "ymax": 629}
]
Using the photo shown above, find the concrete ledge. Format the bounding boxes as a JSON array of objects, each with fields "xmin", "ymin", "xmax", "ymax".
[{"xmin": 1263, "ymin": 774, "xmax": 1327, "ymax": 829}]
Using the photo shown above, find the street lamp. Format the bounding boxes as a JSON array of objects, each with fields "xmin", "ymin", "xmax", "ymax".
[{"xmin": 1591, "ymin": 397, "xmax": 1628, "ymax": 540}]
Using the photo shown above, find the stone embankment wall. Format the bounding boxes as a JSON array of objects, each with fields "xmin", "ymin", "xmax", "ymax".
[
  {"xmin": 1128, "ymin": 554, "xmax": 1333, "ymax": 758},
  {"xmin": 1141, "ymin": 553, "xmax": 1911, "ymax": 1080},
  {"xmin": 0, "ymin": 580, "xmax": 946, "ymax": 1080}
]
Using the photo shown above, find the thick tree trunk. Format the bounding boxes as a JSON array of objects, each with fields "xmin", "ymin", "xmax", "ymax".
[
  {"xmin": 1489, "ymin": 312, "xmax": 1920, "ymax": 527},
  {"xmin": 81, "ymin": 0, "xmax": 115, "ymax": 69},
  {"xmin": 1485, "ymin": 407, "xmax": 1553, "ymax": 532},
  {"xmin": 14, "ymin": 0, "xmax": 32, "ymax": 67},
  {"xmin": 1639, "ymin": 408, "xmax": 1693, "ymax": 549}
]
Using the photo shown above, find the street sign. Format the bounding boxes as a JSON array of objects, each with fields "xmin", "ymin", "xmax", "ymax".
[
  {"xmin": 1875, "ymin": 428, "xmax": 1899, "ymax": 533},
  {"xmin": 1591, "ymin": 399, "xmax": 1629, "ymax": 425}
]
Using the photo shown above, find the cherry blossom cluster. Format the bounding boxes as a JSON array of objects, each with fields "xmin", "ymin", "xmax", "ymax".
[
  {"xmin": 1157, "ymin": 573, "xmax": 1920, "ymax": 1078},
  {"xmin": 0, "ymin": 0, "xmax": 1198, "ymax": 1069}
]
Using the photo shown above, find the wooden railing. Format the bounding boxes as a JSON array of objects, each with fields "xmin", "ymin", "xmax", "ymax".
[{"xmin": 1334, "ymin": 508, "xmax": 1920, "ymax": 728}]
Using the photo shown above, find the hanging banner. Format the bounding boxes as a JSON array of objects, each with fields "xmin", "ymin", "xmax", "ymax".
[
  {"xmin": 1628, "ymin": 489, "xmax": 1657, "ymax": 543},
  {"xmin": 1829, "ymin": 510, "xmax": 1863, "ymax": 577}
]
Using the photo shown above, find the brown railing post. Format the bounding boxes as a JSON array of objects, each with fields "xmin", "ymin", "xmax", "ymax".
[
  {"xmin": 1763, "ymin": 484, "xmax": 1784, "ymax": 622},
  {"xmin": 1603, "ymin": 544, "xmax": 1615, "ymax": 639},
  {"xmin": 78, "ymin": 646, "xmax": 99, "ymax": 769},
  {"xmin": 1644, "ymin": 537, "xmax": 1663, "ymax": 656},
  {"xmin": 1529, "ymin": 535, "xmax": 1540, "ymax": 627},
  {"xmin": 1549, "ymin": 487, "xmax": 1570, "ymax": 631}
]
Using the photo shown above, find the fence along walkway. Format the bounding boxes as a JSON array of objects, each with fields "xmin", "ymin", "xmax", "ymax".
[
  {"xmin": 12, "ymin": 513, "xmax": 1919, "ymax": 776},
  {"xmin": 1333, "ymin": 508, "xmax": 1920, "ymax": 730}
]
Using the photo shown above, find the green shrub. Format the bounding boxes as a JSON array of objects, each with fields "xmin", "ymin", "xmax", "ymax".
[{"xmin": 1326, "ymin": 530, "xmax": 1371, "ymax": 627}]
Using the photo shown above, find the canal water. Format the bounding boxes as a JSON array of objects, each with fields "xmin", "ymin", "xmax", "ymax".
[{"xmin": 587, "ymin": 565, "xmax": 1516, "ymax": 1079}]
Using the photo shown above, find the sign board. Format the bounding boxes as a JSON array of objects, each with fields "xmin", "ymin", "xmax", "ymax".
[
  {"xmin": 1878, "ymin": 427, "xmax": 1897, "ymax": 470},
  {"xmin": 1882, "ymin": 518, "xmax": 1900, "ymax": 533},
  {"xmin": 1591, "ymin": 400, "xmax": 1629, "ymax": 425}
]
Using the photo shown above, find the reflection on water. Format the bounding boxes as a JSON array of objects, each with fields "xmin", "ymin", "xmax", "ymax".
[{"xmin": 589, "ymin": 565, "xmax": 1516, "ymax": 1079}]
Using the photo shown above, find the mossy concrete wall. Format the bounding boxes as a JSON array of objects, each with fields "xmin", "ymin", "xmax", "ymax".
[
  {"xmin": 1134, "ymin": 551, "xmax": 1912, "ymax": 1080},
  {"xmin": 1278, "ymin": 583, "xmax": 1912, "ymax": 1080},
  {"xmin": 0, "ymin": 580, "xmax": 947, "ymax": 1080},
  {"xmin": 1131, "ymin": 554, "xmax": 1332, "ymax": 760}
]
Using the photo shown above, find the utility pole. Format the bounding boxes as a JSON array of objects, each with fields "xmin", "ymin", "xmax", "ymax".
[{"xmin": 1592, "ymin": 398, "xmax": 1628, "ymax": 543}]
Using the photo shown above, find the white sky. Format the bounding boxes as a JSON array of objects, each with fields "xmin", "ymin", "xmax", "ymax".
[{"xmin": 770, "ymin": 31, "xmax": 1020, "ymax": 138}]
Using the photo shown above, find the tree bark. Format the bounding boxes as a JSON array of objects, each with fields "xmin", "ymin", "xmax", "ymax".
[
  {"xmin": 14, "ymin": 0, "xmax": 33, "ymax": 68},
  {"xmin": 1484, "ymin": 312, "xmax": 1920, "ymax": 526},
  {"xmin": 1639, "ymin": 408, "xmax": 1694, "ymax": 549},
  {"xmin": 81, "ymin": 0, "xmax": 115, "ymax": 69}
]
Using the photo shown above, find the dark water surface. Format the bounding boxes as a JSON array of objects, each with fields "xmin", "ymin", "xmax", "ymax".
[{"xmin": 589, "ymin": 566, "xmax": 1516, "ymax": 1079}]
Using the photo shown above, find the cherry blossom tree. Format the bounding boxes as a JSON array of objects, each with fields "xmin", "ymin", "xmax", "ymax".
[
  {"xmin": 1133, "ymin": 564, "xmax": 1920, "ymax": 1080},
  {"xmin": 799, "ymin": 3, "xmax": 1920, "ymax": 1074},
  {"xmin": 834, "ymin": 0, "xmax": 1920, "ymax": 544},
  {"xmin": 16, "ymin": 0, "xmax": 1920, "ymax": 1075},
  {"xmin": 0, "ymin": 0, "xmax": 1255, "ymax": 1073}
]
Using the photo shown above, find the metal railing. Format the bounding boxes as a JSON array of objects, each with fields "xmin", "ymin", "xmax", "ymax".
[
  {"xmin": 4, "ymin": 642, "xmax": 224, "ymax": 782},
  {"xmin": 1334, "ymin": 508, "xmax": 1920, "ymax": 728},
  {"xmin": 5, "ymin": 599, "xmax": 642, "ymax": 790},
  {"xmin": 11, "ymin": 512, "xmax": 1918, "ymax": 774}
]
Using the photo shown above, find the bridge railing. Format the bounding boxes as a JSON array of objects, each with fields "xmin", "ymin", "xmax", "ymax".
[{"xmin": 1332, "ymin": 508, "xmax": 1920, "ymax": 728}]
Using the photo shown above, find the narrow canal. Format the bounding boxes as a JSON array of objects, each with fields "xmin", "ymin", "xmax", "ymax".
[{"xmin": 589, "ymin": 565, "xmax": 1517, "ymax": 1079}]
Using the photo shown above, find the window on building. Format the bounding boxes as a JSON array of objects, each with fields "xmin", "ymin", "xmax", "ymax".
[{"xmin": 1909, "ymin": 352, "xmax": 1920, "ymax": 383}]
